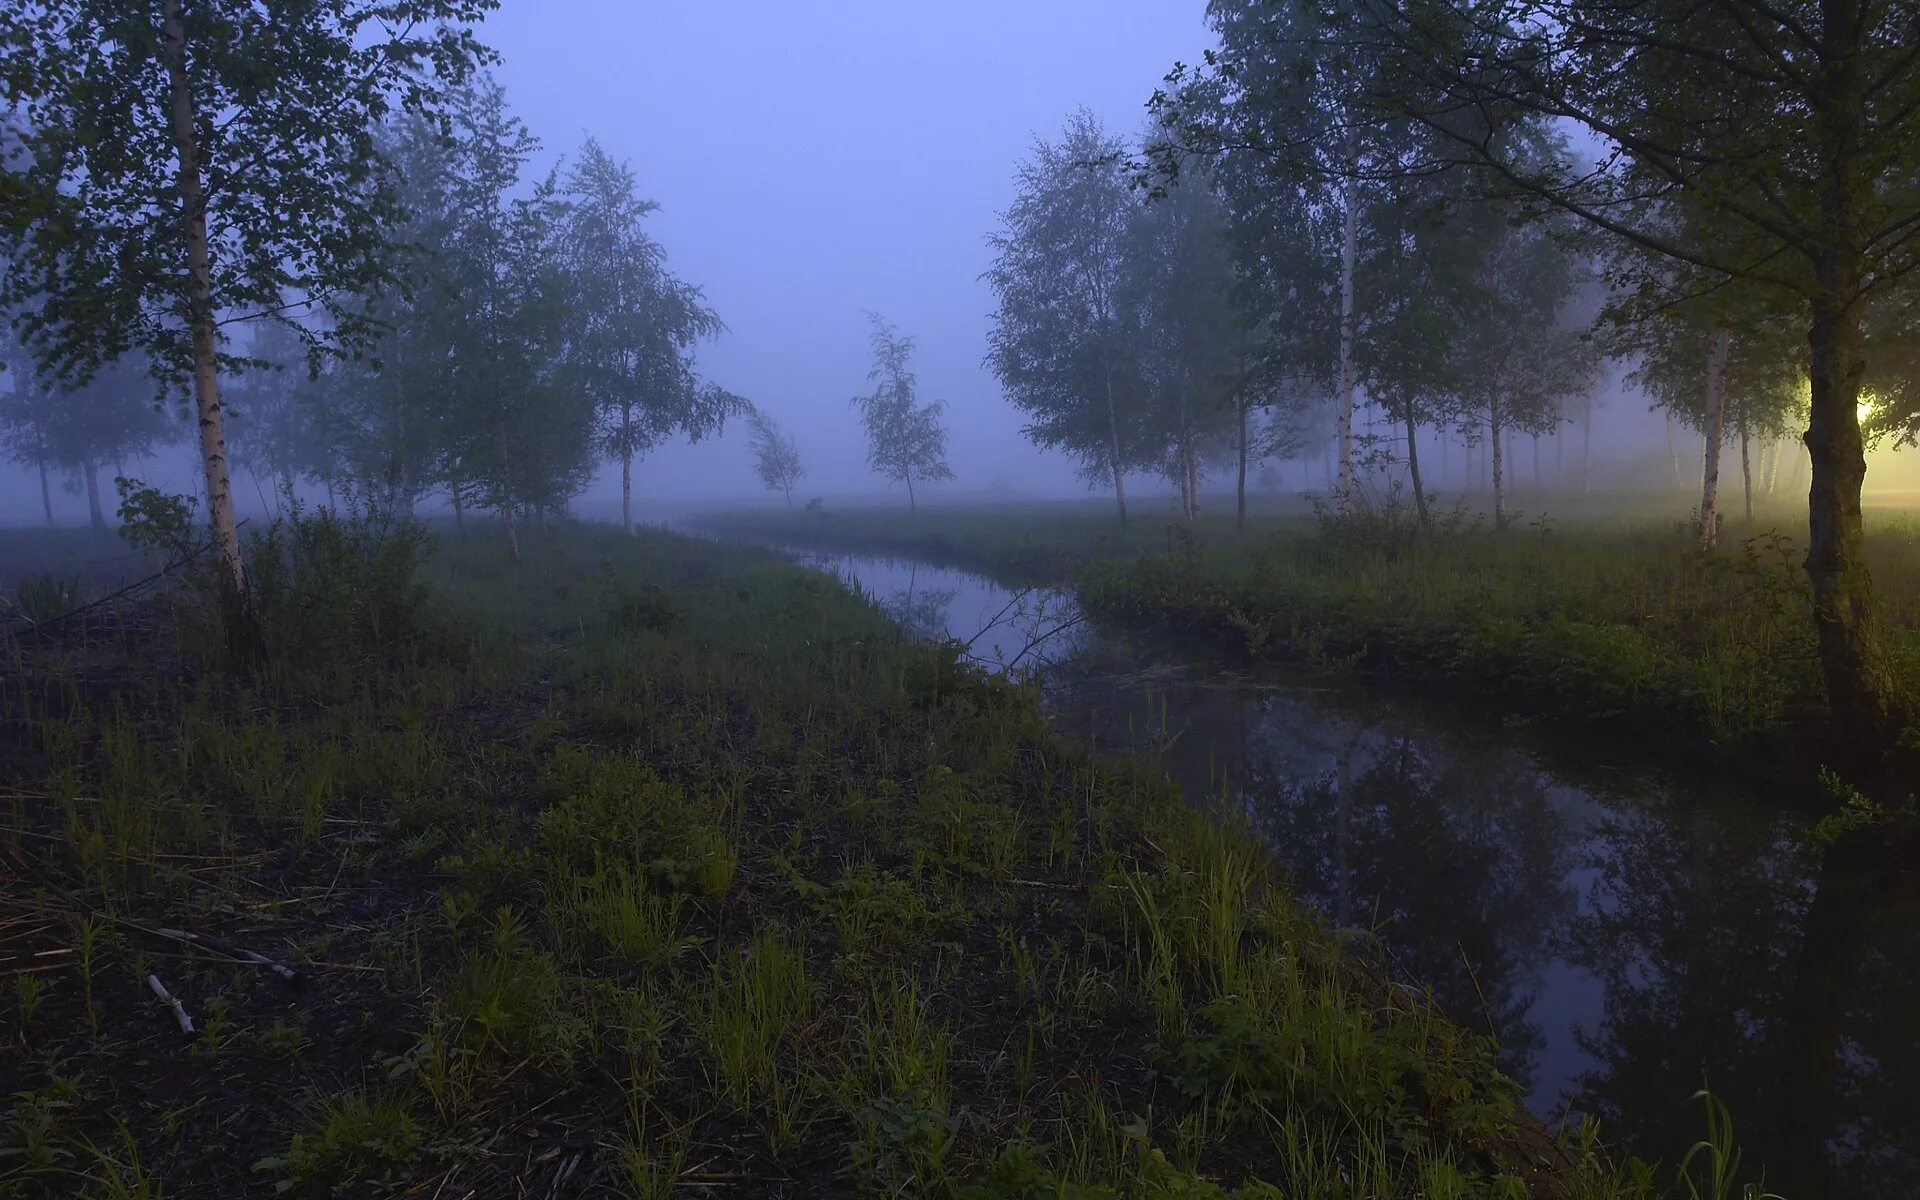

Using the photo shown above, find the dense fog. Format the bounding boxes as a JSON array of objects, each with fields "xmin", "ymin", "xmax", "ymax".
[{"xmin": 6, "ymin": 1, "xmax": 1914, "ymax": 528}]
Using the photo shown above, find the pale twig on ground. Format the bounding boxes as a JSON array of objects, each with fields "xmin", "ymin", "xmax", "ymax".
[
  {"xmin": 156, "ymin": 926, "xmax": 298, "ymax": 982},
  {"xmin": 146, "ymin": 973, "xmax": 194, "ymax": 1034}
]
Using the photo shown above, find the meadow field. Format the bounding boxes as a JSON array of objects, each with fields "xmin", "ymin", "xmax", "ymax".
[{"xmin": 0, "ymin": 515, "xmax": 1734, "ymax": 1199}]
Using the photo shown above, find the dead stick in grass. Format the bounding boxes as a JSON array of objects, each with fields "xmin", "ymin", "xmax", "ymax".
[
  {"xmin": 6, "ymin": 521, "xmax": 247, "ymax": 639},
  {"xmin": 146, "ymin": 973, "xmax": 194, "ymax": 1034},
  {"xmin": 1, "ymin": 897, "xmax": 303, "ymax": 983},
  {"xmin": 155, "ymin": 926, "xmax": 298, "ymax": 982}
]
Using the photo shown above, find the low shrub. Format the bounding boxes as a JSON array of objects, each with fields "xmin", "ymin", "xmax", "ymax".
[{"xmin": 247, "ymin": 503, "xmax": 462, "ymax": 671}]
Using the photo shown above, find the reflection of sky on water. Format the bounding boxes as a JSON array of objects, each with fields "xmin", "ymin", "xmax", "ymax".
[
  {"xmin": 786, "ymin": 548, "xmax": 1087, "ymax": 675},
  {"xmin": 771, "ymin": 543, "xmax": 1920, "ymax": 1200}
]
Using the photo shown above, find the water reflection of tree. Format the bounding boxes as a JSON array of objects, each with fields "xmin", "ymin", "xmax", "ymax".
[
  {"xmin": 1240, "ymin": 729, "xmax": 1578, "ymax": 1092},
  {"xmin": 1564, "ymin": 810, "xmax": 1920, "ymax": 1198},
  {"xmin": 1048, "ymin": 650, "xmax": 1920, "ymax": 1197}
]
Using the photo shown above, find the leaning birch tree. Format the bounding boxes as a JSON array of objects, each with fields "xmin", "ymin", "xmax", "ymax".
[{"xmin": 746, "ymin": 409, "xmax": 806, "ymax": 507}]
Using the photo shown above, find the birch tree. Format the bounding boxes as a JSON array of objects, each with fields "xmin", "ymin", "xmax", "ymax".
[
  {"xmin": 1617, "ymin": 311, "xmax": 1806, "ymax": 548},
  {"xmin": 320, "ymin": 117, "xmax": 467, "ymax": 517},
  {"xmin": 1302, "ymin": 0, "xmax": 1920, "ymax": 746},
  {"xmin": 563, "ymin": 138, "xmax": 734, "ymax": 534},
  {"xmin": 1699, "ymin": 329, "xmax": 1731, "ymax": 548},
  {"xmin": 226, "ymin": 320, "xmax": 333, "ymax": 505},
  {"xmin": 0, "ymin": 0, "xmax": 494, "ymax": 649},
  {"xmin": 1151, "ymin": 0, "xmax": 1441, "ymax": 517},
  {"xmin": 1600, "ymin": 222, "xmax": 1810, "ymax": 548},
  {"xmin": 854, "ymin": 316, "xmax": 952, "ymax": 511},
  {"xmin": 986, "ymin": 111, "xmax": 1147, "ymax": 520},
  {"xmin": 0, "ymin": 326, "xmax": 57, "ymax": 526},
  {"xmin": 1446, "ymin": 208, "xmax": 1596, "ymax": 530},
  {"xmin": 746, "ymin": 409, "xmax": 806, "ymax": 507},
  {"xmin": 1197, "ymin": 138, "xmax": 1339, "ymax": 522},
  {"xmin": 1124, "ymin": 168, "xmax": 1242, "ymax": 520},
  {"xmin": 65, "ymin": 360, "xmax": 173, "ymax": 528},
  {"xmin": 1357, "ymin": 190, "xmax": 1474, "ymax": 528},
  {"xmin": 462, "ymin": 99, "xmax": 598, "ymax": 554}
]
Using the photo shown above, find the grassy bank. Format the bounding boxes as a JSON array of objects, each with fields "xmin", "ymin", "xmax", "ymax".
[
  {"xmin": 696, "ymin": 503, "xmax": 1920, "ymax": 770},
  {"xmin": 0, "ymin": 517, "xmax": 1727, "ymax": 1197}
]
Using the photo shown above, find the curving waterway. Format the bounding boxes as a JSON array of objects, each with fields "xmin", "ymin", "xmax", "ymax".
[{"xmin": 751, "ymin": 540, "xmax": 1920, "ymax": 1199}]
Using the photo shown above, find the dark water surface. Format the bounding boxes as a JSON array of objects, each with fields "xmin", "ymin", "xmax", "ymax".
[{"xmin": 773, "ymin": 543, "xmax": 1920, "ymax": 1198}]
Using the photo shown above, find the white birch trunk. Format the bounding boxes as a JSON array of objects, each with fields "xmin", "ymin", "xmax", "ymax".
[
  {"xmin": 1490, "ymin": 401, "xmax": 1508, "ymax": 529},
  {"xmin": 1582, "ymin": 394, "xmax": 1593, "ymax": 494},
  {"xmin": 1699, "ymin": 329, "xmax": 1730, "ymax": 550},
  {"xmin": 38, "ymin": 453, "xmax": 54, "ymax": 526},
  {"xmin": 621, "ymin": 450, "xmax": 633, "ymax": 535},
  {"xmin": 1336, "ymin": 183, "xmax": 1358, "ymax": 516},
  {"xmin": 620, "ymin": 406, "xmax": 634, "ymax": 535},
  {"xmin": 1666, "ymin": 411, "xmax": 1682, "ymax": 490},
  {"xmin": 84, "ymin": 458, "xmax": 105, "ymax": 529},
  {"xmin": 162, "ymin": 0, "xmax": 246, "ymax": 604},
  {"xmin": 1739, "ymin": 413, "xmax": 1753, "ymax": 524}
]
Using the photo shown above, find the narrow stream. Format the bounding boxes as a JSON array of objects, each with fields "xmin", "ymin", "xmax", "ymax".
[{"xmin": 772, "ymin": 542, "xmax": 1920, "ymax": 1198}]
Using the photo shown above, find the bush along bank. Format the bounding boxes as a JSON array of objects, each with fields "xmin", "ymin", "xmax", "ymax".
[
  {"xmin": 4, "ymin": 516, "xmax": 1763, "ymax": 1197},
  {"xmin": 1068, "ymin": 522, "xmax": 1896, "ymax": 784}
]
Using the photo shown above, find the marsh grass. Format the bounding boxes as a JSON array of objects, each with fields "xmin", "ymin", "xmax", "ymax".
[
  {"xmin": 616, "ymin": 1081, "xmax": 694, "ymax": 1200},
  {"xmin": 8, "ymin": 573, "xmax": 86, "ymax": 626},
  {"xmin": 0, "ymin": 518, "xmax": 1776, "ymax": 1197}
]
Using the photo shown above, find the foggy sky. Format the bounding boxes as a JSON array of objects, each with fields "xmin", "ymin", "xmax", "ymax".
[{"xmin": 486, "ymin": 0, "xmax": 1213, "ymax": 512}]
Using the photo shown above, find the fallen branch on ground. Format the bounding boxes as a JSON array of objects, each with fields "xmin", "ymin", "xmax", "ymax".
[{"xmin": 146, "ymin": 973, "xmax": 194, "ymax": 1035}]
